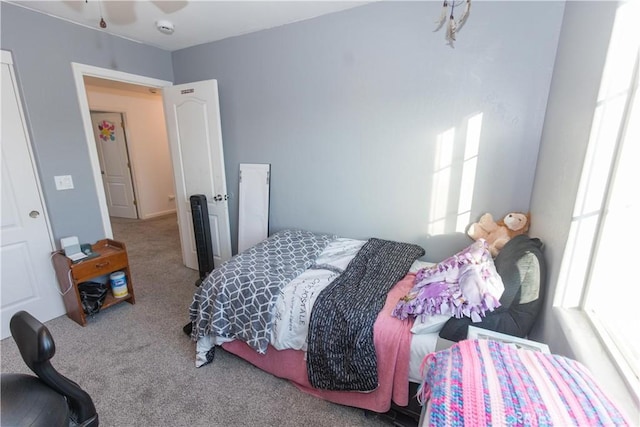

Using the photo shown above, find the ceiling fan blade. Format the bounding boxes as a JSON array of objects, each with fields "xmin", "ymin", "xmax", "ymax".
[
  {"xmin": 103, "ymin": 1, "xmax": 136, "ymax": 26},
  {"xmin": 61, "ymin": 0, "xmax": 83, "ymax": 13},
  {"xmin": 151, "ymin": 1, "xmax": 188, "ymax": 14}
]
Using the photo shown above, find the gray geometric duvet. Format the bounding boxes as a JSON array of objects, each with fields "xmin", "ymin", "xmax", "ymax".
[{"xmin": 189, "ymin": 229, "xmax": 335, "ymax": 354}]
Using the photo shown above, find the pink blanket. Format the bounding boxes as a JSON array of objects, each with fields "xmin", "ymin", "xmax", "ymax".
[
  {"xmin": 222, "ymin": 273, "xmax": 416, "ymax": 413},
  {"xmin": 419, "ymin": 339, "xmax": 630, "ymax": 426}
]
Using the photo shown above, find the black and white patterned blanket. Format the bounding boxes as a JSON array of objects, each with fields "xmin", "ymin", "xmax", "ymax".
[
  {"xmin": 189, "ymin": 229, "xmax": 335, "ymax": 354},
  {"xmin": 306, "ymin": 238, "xmax": 425, "ymax": 391}
]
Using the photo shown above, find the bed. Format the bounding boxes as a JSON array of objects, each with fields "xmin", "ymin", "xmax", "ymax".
[{"xmin": 187, "ymin": 229, "xmax": 547, "ymax": 420}]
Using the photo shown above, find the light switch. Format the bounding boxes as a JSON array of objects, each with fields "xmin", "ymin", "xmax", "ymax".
[{"xmin": 54, "ymin": 175, "xmax": 74, "ymax": 190}]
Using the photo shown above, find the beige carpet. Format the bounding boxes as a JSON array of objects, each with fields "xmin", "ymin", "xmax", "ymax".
[{"xmin": 0, "ymin": 214, "xmax": 389, "ymax": 426}]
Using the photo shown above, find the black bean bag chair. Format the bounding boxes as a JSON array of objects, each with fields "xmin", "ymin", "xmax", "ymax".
[{"xmin": 439, "ymin": 234, "xmax": 546, "ymax": 341}]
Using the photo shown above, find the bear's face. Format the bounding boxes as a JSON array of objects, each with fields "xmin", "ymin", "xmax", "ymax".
[{"xmin": 503, "ymin": 213, "xmax": 529, "ymax": 232}]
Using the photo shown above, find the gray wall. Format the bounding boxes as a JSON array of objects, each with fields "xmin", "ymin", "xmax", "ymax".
[
  {"xmin": 528, "ymin": 2, "xmax": 618, "ymax": 353},
  {"xmin": 172, "ymin": 1, "xmax": 565, "ymax": 260},
  {"xmin": 1, "ymin": 1, "xmax": 565, "ymax": 259},
  {"xmin": 0, "ymin": 3, "xmax": 173, "ymax": 244}
]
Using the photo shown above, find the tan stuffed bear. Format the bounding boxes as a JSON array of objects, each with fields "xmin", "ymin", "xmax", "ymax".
[{"xmin": 467, "ymin": 212, "xmax": 530, "ymax": 257}]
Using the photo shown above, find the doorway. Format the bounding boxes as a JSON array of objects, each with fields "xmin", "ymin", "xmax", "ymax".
[
  {"xmin": 90, "ymin": 111, "xmax": 138, "ymax": 219},
  {"xmin": 72, "ymin": 63, "xmax": 172, "ymax": 238},
  {"xmin": 72, "ymin": 64, "xmax": 177, "ymax": 256},
  {"xmin": 73, "ymin": 64, "xmax": 232, "ymax": 271}
]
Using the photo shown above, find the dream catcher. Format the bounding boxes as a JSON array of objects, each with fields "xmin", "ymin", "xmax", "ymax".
[{"xmin": 435, "ymin": 0, "xmax": 471, "ymax": 45}]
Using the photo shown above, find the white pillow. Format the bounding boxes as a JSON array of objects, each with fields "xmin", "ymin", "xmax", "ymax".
[
  {"xmin": 410, "ymin": 313, "xmax": 451, "ymax": 334},
  {"xmin": 409, "ymin": 260, "xmax": 435, "ymax": 274}
]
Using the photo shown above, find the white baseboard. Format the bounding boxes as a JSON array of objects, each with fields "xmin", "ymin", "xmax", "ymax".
[{"xmin": 141, "ymin": 209, "xmax": 176, "ymax": 220}]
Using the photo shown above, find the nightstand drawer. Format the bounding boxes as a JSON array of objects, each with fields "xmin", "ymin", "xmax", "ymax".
[{"xmin": 71, "ymin": 252, "xmax": 128, "ymax": 280}]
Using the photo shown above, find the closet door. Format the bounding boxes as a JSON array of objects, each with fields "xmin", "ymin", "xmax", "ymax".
[
  {"xmin": 0, "ymin": 51, "xmax": 64, "ymax": 339},
  {"xmin": 89, "ymin": 111, "xmax": 138, "ymax": 219},
  {"xmin": 238, "ymin": 163, "xmax": 270, "ymax": 253}
]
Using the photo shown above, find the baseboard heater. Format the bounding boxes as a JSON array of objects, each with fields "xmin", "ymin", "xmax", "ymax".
[{"xmin": 190, "ymin": 194, "xmax": 214, "ymax": 287}]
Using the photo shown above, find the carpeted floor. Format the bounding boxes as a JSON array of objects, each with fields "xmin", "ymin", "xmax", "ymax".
[{"xmin": 0, "ymin": 214, "xmax": 389, "ymax": 426}]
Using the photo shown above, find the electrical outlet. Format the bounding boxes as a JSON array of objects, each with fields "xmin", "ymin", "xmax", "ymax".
[{"xmin": 54, "ymin": 175, "xmax": 74, "ymax": 190}]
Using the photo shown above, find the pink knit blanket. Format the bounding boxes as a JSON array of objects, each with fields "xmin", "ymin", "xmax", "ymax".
[{"xmin": 419, "ymin": 339, "xmax": 630, "ymax": 426}]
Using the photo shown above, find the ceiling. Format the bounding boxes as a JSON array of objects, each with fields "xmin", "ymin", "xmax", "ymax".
[{"xmin": 6, "ymin": 1, "xmax": 370, "ymax": 52}]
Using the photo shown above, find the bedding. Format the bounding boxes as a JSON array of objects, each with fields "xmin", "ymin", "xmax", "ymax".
[
  {"xmin": 408, "ymin": 333, "xmax": 439, "ymax": 382},
  {"xmin": 221, "ymin": 272, "xmax": 418, "ymax": 413},
  {"xmin": 307, "ymin": 238, "xmax": 425, "ymax": 391},
  {"xmin": 271, "ymin": 238, "xmax": 366, "ymax": 351},
  {"xmin": 411, "ymin": 314, "xmax": 451, "ymax": 335},
  {"xmin": 439, "ymin": 235, "xmax": 546, "ymax": 341},
  {"xmin": 189, "ymin": 229, "xmax": 334, "ymax": 366},
  {"xmin": 403, "ymin": 261, "xmax": 452, "ymax": 336},
  {"xmin": 392, "ymin": 239, "xmax": 504, "ymax": 323},
  {"xmin": 418, "ymin": 339, "xmax": 630, "ymax": 426},
  {"xmin": 190, "ymin": 231, "xmax": 429, "ymax": 413}
]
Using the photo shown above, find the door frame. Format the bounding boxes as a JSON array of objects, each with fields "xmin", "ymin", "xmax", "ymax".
[
  {"xmin": 89, "ymin": 110, "xmax": 139, "ymax": 219},
  {"xmin": 72, "ymin": 63, "xmax": 172, "ymax": 238}
]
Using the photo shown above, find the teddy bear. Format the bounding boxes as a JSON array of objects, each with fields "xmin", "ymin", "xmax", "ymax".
[{"xmin": 467, "ymin": 212, "xmax": 530, "ymax": 257}]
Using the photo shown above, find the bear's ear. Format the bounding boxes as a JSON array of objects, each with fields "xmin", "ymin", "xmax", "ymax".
[{"xmin": 479, "ymin": 213, "xmax": 494, "ymax": 223}]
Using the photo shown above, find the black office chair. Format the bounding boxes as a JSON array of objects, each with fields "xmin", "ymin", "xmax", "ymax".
[{"xmin": 1, "ymin": 311, "xmax": 98, "ymax": 427}]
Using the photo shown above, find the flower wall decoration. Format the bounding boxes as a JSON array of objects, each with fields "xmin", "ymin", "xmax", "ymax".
[{"xmin": 98, "ymin": 120, "xmax": 116, "ymax": 142}]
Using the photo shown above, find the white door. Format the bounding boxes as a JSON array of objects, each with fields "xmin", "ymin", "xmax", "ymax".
[
  {"xmin": 1, "ymin": 51, "xmax": 65, "ymax": 339},
  {"xmin": 163, "ymin": 80, "xmax": 232, "ymax": 270},
  {"xmin": 238, "ymin": 163, "xmax": 270, "ymax": 253},
  {"xmin": 90, "ymin": 112, "xmax": 138, "ymax": 219}
]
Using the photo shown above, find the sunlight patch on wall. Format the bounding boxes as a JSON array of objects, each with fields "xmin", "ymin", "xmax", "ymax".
[
  {"xmin": 428, "ymin": 127, "xmax": 454, "ymax": 235},
  {"xmin": 427, "ymin": 113, "xmax": 483, "ymax": 236},
  {"xmin": 456, "ymin": 113, "xmax": 483, "ymax": 232}
]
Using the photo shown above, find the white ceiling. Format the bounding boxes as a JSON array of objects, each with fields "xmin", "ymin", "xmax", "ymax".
[{"xmin": 6, "ymin": 1, "xmax": 370, "ymax": 52}]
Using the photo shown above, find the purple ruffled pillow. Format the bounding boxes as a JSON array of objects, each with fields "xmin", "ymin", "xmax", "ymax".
[{"xmin": 392, "ymin": 239, "xmax": 504, "ymax": 322}]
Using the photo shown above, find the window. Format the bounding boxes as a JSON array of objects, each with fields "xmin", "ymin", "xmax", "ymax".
[{"xmin": 557, "ymin": 0, "xmax": 639, "ymax": 397}]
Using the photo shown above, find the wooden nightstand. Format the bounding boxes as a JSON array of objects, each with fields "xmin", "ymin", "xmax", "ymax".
[{"xmin": 52, "ymin": 239, "xmax": 135, "ymax": 326}]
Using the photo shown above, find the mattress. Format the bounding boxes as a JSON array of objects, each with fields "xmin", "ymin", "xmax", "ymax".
[{"xmin": 408, "ymin": 332, "xmax": 439, "ymax": 383}]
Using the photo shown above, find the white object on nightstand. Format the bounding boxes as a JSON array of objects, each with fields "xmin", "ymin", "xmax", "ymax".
[{"xmin": 60, "ymin": 236, "xmax": 87, "ymax": 262}]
